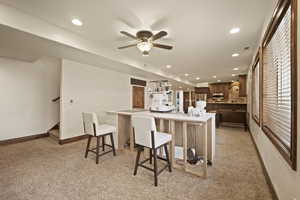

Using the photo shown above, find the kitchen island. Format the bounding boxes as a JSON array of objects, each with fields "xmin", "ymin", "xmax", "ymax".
[
  {"xmin": 206, "ymin": 102, "xmax": 247, "ymax": 130},
  {"xmin": 108, "ymin": 110, "xmax": 216, "ymax": 177}
]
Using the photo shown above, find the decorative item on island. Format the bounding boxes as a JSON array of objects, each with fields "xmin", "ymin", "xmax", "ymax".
[
  {"xmin": 188, "ymin": 100, "xmax": 207, "ymax": 117},
  {"xmin": 147, "ymin": 80, "xmax": 174, "ymax": 113}
]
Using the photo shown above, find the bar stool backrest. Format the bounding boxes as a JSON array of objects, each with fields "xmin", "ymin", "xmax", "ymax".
[
  {"xmin": 132, "ymin": 115, "xmax": 157, "ymax": 148},
  {"xmin": 82, "ymin": 112, "xmax": 98, "ymax": 136}
]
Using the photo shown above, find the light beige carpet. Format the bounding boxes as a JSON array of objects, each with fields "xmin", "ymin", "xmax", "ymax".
[{"xmin": 0, "ymin": 127, "xmax": 273, "ymax": 200}]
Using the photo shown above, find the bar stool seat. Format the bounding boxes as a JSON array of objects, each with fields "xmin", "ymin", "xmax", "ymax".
[
  {"xmin": 96, "ymin": 124, "xmax": 116, "ymax": 136},
  {"xmin": 152, "ymin": 132, "xmax": 172, "ymax": 148}
]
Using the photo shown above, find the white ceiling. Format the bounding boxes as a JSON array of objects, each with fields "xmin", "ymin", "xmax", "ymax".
[
  {"xmin": 0, "ymin": 0, "xmax": 274, "ymax": 83},
  {"xmin": 0, "ymin": 24, "xmax": 194, "ymax": 90}
]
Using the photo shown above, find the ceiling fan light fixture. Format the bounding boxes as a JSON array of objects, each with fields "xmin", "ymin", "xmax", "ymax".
[
  {"xmin": 119, "ymin": 30, "xmax": 172, "ymax": 53},
  {"xmin": 137, "ymin": 41, "xmax": 153, "ymax": 53}
]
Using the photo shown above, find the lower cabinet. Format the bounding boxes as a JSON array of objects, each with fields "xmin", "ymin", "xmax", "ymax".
[{"xmin": 206, "ymin": 103, "xmax": 247, "ymax": 130}]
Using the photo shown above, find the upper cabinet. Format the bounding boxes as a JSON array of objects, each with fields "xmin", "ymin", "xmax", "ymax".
[
  {"xmin": 195, "ymin": 87, "xmax": 210, "ymax": 94},
  {"xmin": 238, "ymin": 75, "xmax": 247, "ymax": 97},
  {"xmin": 209, "ymin": 83, "xmax": 231, "ymax": 99},
  {"xmin": 203, "ymin": 74, "xmax": 248, "ymax": 100}
]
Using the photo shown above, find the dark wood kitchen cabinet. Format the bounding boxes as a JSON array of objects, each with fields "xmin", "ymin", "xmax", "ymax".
[
  {"xmin": 208, "ymin": 83, "xmax": 230, "ymax": 99},
  {"xmin": 239, "ymin": 75, "xmax": 247, "ymax": 97},
  {"xmin": 206, "ymin": 103, "xmax": 247, "ymax": 131},
  {"xmin": 183, "ymin": 91, "xmax": 190, "ymax": 113},
  {"xmin": 195, "ymin": 87, "xmax": 210, "ymax": 94}
]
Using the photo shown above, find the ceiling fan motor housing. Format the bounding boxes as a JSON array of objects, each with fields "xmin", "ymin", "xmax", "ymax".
[{"xmin": 136, "ymin": 30, "xmax": 153, "ymax": 41}]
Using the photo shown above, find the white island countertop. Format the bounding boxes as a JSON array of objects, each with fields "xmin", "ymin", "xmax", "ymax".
[{"xmin": 108, "ymin": 110, "xmax": 215, "ymax": 123}]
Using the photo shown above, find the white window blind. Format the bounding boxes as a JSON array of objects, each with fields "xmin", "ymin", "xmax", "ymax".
[
  {"xmin": 252, "ymin": 61, "xmax": 260, "ymax": 122},
  {"xmin": 263, "ymin": 6, "xmax": 291, "ymax": 148}
]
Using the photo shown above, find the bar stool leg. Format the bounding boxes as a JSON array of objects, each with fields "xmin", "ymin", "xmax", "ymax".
[
  {"xmin": 96, "ymin": 136, "xmax": 100, "ymax": 164},
  {"xmin": 110, "ymin": 133, "xmax": 116, "ymax": 156},
  {"xmin": 149, "ymin": 149, "xmax": 152, "ymax": 164},
  {"xmin": 134, "ymin": 147, "xmax": 142, "ymax": 175},
  {"xmin": 102, "ymin": 135, "xmax": 105, "ymax": 151},
  {"xmin": 85, "ymin": 135, "xmax": 91, "ymax": 158},
  {"xmin": 164, "ymin": 144, "xmax": 172, "ymax": 172},
  {"xmin": 153, "ymin": 148, "xmax": 158, "ymax": 187}
]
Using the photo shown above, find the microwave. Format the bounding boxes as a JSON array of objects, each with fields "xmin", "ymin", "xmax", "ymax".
[{"xmin": 212, "ymin": 93, "xmax": 224, "ymax": 101}]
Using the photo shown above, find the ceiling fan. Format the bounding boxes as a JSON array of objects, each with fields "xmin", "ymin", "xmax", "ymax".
[{"xmin": 118, "ymin": 30, "xmax": 173, "ymax": 56}]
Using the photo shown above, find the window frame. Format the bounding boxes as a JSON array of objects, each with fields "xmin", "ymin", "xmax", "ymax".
[
  {"xmin": 261, "ymin": 0, "xmax": 297, "ymax": 170},
  {"xmin": 251, "ymin": 50, "xmax": 262, "ymax": 126}
]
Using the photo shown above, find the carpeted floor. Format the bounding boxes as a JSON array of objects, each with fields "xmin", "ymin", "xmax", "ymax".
[{"xmin": 0, "ymin": 127, "xmax": 273, "ymax": 200}]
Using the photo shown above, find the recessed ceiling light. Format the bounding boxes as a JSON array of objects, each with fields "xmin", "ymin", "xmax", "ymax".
[
  {"xmin": 196, "ymin": 77, "xmax": 200, "ymax": 80},
  {"xmin": 232, "ymin": 74, "xmax": 236, "ymax": 77},
  {"xmin": 230, "ymin": 27, "xmax": 240, "ymax": 34},
  {"xmin": 232, "ymin": 53, "xmax": 240, "ymax": 57},
  {"xmin": 184, "ymin": 73, "xmax": 189, "ymax": 77},
  {"xmin": 233, "ymin": 67, "xmax": 239, "ymax": 71},
  {"xmin": 166, "ymin": 65, "xmax": 172, "ymax": 69},
  {"xmin": 217, "ymin": 80, "xmax": 221, "ymax": 82},
  {"xmin": 72, "ymin": 18, "xmax": 83, "ymax": 26},
  {"xmin": 213, "ymin": 75, "xmax": 217, "ymax": 78}
]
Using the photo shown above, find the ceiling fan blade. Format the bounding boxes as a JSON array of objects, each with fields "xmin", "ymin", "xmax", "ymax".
[
  {"xmin": 151, "ymin": 31, "xmax": 168, "ymax": 41},
  {"xmin": 120, "ymin": 31, "xmax": 137, "ymax": 39},
  {"xmin": 153, "ymin": 43, "xmax": 173, "ymax": 50},
  {"xmin": 118, "ymin": 44, "xmax": 137, "ymax": 49}
]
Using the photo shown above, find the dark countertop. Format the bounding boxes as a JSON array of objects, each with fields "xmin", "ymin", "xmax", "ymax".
[{"xmin": 207, "ymin": 101, "xmax": 247, "ymax": 105}]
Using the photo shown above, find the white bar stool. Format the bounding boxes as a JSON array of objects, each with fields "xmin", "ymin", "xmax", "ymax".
[
  {"xmin": 132, "ymin": 115, "xmax": 172, "ymax": 187},
  {"xmin": 82, "ymin": 112, "xmax": 116, "ymax": 164}
]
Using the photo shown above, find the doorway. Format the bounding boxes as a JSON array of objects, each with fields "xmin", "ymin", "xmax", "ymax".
[{"xmin": 132, "ymin": 86, "xmax": 145, "ymax": 109}]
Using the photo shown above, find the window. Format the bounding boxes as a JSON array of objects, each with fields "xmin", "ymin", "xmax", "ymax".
[
  {"xmin": 262, "ymin": 0, "xmax": 297, "ymax": 170},
  {"xmin": 252, "ymin": 52, "xmax": 261, "ymax": 125}
]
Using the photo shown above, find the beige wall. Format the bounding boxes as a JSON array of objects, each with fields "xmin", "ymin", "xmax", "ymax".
[
  {"xmin": 247, "ymin": 1, "xmax": 300, "ymax": 199},
  {"xmin": 60, "ymin": 59, "xmax": 132, "ymax": 140},
  {"xmin": 0, "ymin": 57, "xmax": 61, "ymax": 140}
]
